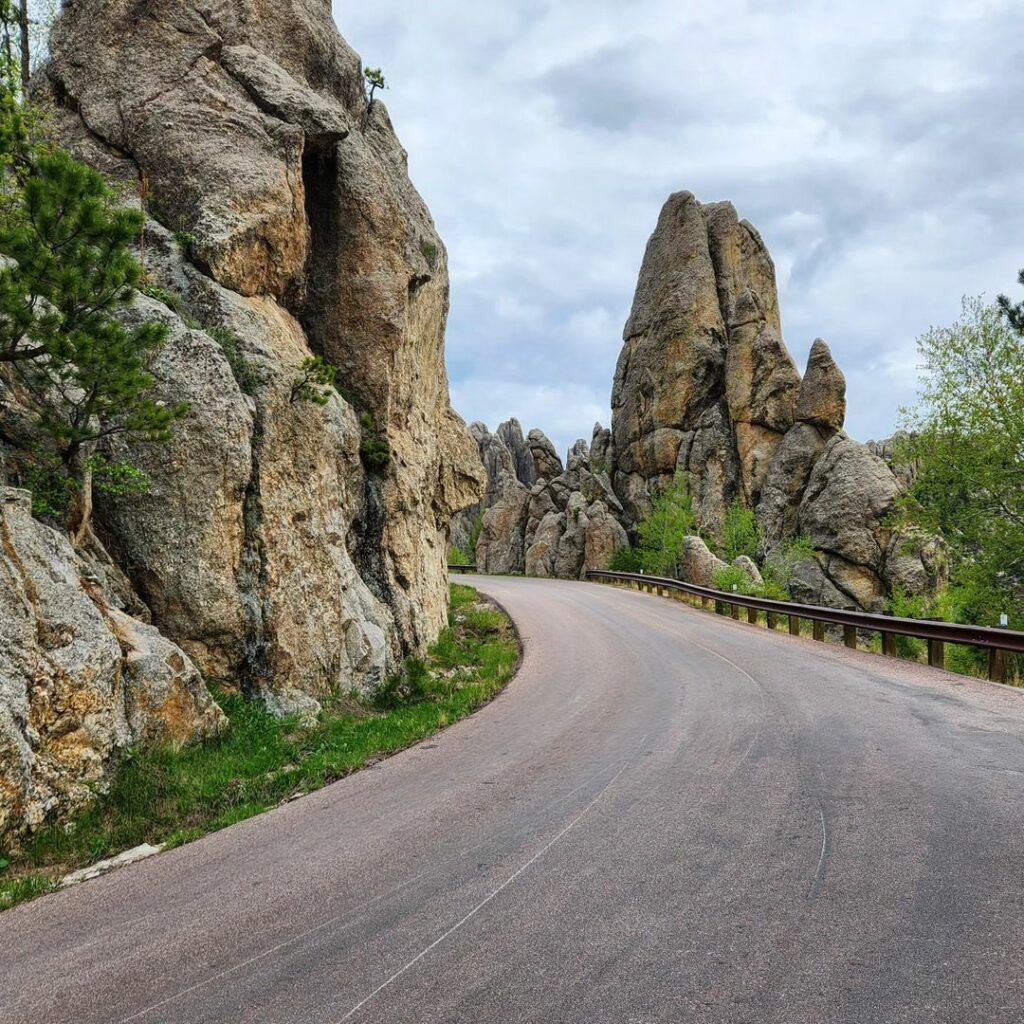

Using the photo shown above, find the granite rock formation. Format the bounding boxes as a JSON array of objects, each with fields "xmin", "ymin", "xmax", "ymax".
[
  {"xmin": 610, "ymin": 191, "xmax": 941, "ymax": 610},
  {"xmin": 452, "ymin": 422, "xmax": 628, "ymax": 579},
  {"xmin": 36, "ymin": 0, "xmax": 482, "ymax": 701},
  {"xmin": 1, "ymin": 489, "xmax": 224, "ymax": 842},
  {"xmin": 1, "ymin": 0, "xmax": 483, "ymax": 838}
]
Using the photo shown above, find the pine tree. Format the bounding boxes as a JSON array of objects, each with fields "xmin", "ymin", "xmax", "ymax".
[{"xmin": 0, "ymin": 78, "xmax": 186, "ymax": 541}]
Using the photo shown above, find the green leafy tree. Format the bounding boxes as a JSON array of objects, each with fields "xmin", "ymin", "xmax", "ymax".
[
  {"xmin": 636, "ymin": 472, "xmax": 695, "ymax": 576},
  {"xmin": 896, "ymin": 294, "xmax": 1024, "ymax": 631},
  {"xmin": 0, "ymin": 88, "xmax": 185, "ymax": 541},
  {"xmin": 720, "ymin": 499, "xmax": 759, "ymax": 561}
]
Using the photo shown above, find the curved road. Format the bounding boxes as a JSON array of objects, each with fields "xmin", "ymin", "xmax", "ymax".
[{"xmin": 3, "ymin": 576, "xmax": 1024, "ymax": 1023}]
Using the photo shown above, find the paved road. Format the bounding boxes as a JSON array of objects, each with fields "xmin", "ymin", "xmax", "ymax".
[{"xmin": 4, "ymin": 576, "xmax": 1024, "ymax": 1023}]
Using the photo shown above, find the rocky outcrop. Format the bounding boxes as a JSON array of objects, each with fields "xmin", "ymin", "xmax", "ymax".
[
  {"xmin": 1, "ymin": 489, "xmax": 224, "ymax": 842},
  {"xmin": 609, "ymin": 191, "xmax": 941, "ymax": 611},
  {"xmin": 452, "ymin": 421, "xmax": 628, "ymax": 579},
  {"xmin": 37, "ymin": 0, "xmax": 483, "ymax": 710},
  {"xmin": 611, "ymin": 193, "xmax": 801, "ymax": 533},
  {"xmin": 527, "ymin": 429, "xmax": 564, "ymax": 481}
]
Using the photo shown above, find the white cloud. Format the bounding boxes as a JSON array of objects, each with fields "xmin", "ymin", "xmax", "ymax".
[{"xmin": 335, "ymin": 0, "xmax": 1024, "ymax": 456}]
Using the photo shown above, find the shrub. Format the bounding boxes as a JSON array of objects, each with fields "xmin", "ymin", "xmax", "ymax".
[
  {"xmin": 448, "ymin": 546, "xmax": 470, "ymax": 566},
  {"xmin": 609, "ymin": 546, "xmax": 644, "ymax": 573},
  {"xmin": 636, "ymin": 472, "xmax": 695, "ymax": 577},
  {"xmin": 713, "ymin": 564, "xmax": 756, "ymax": 596},
  {"xmin": 721, "ymin": 500, "xmax": 759, "ymax": 561}
]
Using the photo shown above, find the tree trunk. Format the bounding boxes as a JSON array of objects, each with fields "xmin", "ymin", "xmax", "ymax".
[
  {"xmin": 17, "ymin": 0, "xmax": 27, "ymax": 90},
  {"xmin": 65, "ymin": 444, "xmax": 95, "ymax": 548}
]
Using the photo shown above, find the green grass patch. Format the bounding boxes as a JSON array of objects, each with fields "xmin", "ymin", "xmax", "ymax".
[{"xmin": 0, "ymin": 584, "xmax": 517, "ymax": 912}]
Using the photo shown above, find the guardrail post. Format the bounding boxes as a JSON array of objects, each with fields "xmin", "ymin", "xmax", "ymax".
[
  {"xmin": 767, "ymin": 612, "xmax": 778, "ymax": 630},
  {"xmin": 813, "ymin": 620, "xmax": 825, "ymax": 642},
  {"xmin": 714, "ymin": 599, "xmax": 724, "ymax": 615},
  {"xmin": 789, "ymin": 615, "xmax": 801, "ymax": 636},
  {"xmin": 843, "ymin": 625, "xmax": 857, "ymax": 649},
  {"xmin": 881, "ymin": 632, "xmax": 897, "ymax": 657},
  {"xmin": 928, "ymin": 638, "xmax": 945, "ymax": 670},
  {"xmin": 989, "ymin": 648, "xmax": 1007, "ymax": 684},
  {"xmin": 731, "ymin": 603, "xmax": 740, "ymax": 620},
  {"xmin": 746, "ymin": 607, "xmax": 757, "ymax": 625}
]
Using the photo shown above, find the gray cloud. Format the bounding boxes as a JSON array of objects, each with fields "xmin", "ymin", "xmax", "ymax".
[{"xmin": 336, "ymin": 0, "xmax": 1024, "ymax": 459}]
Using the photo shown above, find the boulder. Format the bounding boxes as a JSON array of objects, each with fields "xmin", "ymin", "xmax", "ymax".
[
  {"xmin": 797, "ymin": 436, "xmax": 899, "ymax": 569},
  {"xmin": 0, "ymin": 489, "xmax": 224, "ymax": 842},
  {"xmin": 732, "ymin": 555, "xmax": 764, "ymax": 590},
  {"xmin": 583, "ymin": 503, "xmax": 629, "ymax": 574},
  {"xmin": 476, "ymin": 485, "xmax": 530, "ymax": 575},
  {"xmin": 681, "ymin": 536, "xmax": 730, "ymax": 587},
  {"xmin": 756, "ymin": 422, "xmax": 829, "ymax": 551},
  {"xmin": 525, "ymin": 511, "xmax": 565, "ymax": 578}
]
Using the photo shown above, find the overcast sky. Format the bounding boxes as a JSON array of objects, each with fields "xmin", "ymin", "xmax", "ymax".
[{"xmin": 336, "ymin": 0, "xmax": 1024, "ymax": 460}]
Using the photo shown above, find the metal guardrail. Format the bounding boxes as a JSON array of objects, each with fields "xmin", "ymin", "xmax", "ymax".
[
  {"xmin": 448, "ymin": 564, "xmax": 478, "ymax": 573},
  {"xmin": 587, "ymin": 569, "xmax": 1024, "ymax": 684}
]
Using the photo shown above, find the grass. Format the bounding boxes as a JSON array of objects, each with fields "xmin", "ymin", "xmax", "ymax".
[{"xmin": 0, "ymin": 584, "xmax": 517, "ymax": 912}]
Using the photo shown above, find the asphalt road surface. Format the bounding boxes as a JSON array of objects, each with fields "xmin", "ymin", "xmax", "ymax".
[{"xmin": 4, "ymin": 575, "xmax": 1024, "ymax": 1024}]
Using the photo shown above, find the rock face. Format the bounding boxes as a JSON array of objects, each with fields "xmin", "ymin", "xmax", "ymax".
[
  {"xmin": 612, "ymin": 192, "xmax": 801, "ymax": 533},
  {"xmin": 38, "ymin": 0, "xmax": 483, "ymax": 707},
  {"xmin": 451, "ymin": 421, "xmax": 628, "ymax": 579},
  {"xmin": 1, "ymin": 489, "xmax": 224, "ymax": 842},
  {"xmin": 610, "ymin": 191, "xmax": 941, "ymax": 610}
]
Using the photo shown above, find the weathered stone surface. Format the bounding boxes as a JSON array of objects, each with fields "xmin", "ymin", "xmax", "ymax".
[
  {"xmin": 607, "ymin": 188, "xmax": 934, "ymax": 611},
  {"xmin": 795, "ymin": 339, "xmax": 846, "ymax": 432},
  {"xmin": 611, "ymin": 192, "xmax": 801, "ymax": 533},
  {"xmin": 527, "ymin": 429, "xmax": 564, "ymax": 481},
  {"xmin": 787, "ymin": 554, "xmax": 860, "ymax": 611},
  {"xmin": 732, "ymin": 556, "xmax": 764, "ymax": 590},
  {"xmin": 756, "ymin": 422, "xmax": 829, "ymax": 551},
  {"xmin": 882, "ymin": 530, "xmax": 947, "ymax": 598},
  {"xmin": 591, "ymin": 423, "xmax": 614, "ymax": 474},
  {"xmin": 797, "ymin": 436, "xmax": 899, "ymax": 569},
  {"xmin": 681, "ymin": 536, "xmax": 730, "ymax": 587},
  {"xmin": 477, "ymin": 484, "xmax": 530, "ymax": 575},
  {"xmin": 0, "ymin": 489, "xmax": 224, "ymax": 842},
  {"xmin": 525, "ymin": 511, "xmax": 564, "ymax": 578},
  {"xmin": 41, "ymin": 0, "xmax": 483, "ymax": 712},
  {"xmin": 496, "ymin": 419, "xmax": 537, "ymax": 488},
  {"xmin": 866, "ymin": 432, "xmax": 918, "ymax": 490},
  {"xmin": 583, "ymin": 502, "xmax": 629, "ymax": 574}
]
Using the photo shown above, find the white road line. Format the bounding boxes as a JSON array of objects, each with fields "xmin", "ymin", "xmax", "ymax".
[{"xmin": 334, "ymin": 745, "xmax": 644, "ymax": 1022}]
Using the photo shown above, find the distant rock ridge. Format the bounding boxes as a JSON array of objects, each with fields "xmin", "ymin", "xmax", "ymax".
[{"xmin": 451, "ymin": 420, "xmax": 627, "ymax": 578}]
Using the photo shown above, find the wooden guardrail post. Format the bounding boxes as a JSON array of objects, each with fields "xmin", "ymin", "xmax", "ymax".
[
  {"xmin": 767, "ymin": 612, "xmax": 778, "ymax": 630},
  {"xmin": 715, "ymin": 599, "xmax": 724, "ymax": 615},
  {"xmin": 843, "ymin": 625, "xmax": 857, "ymax": 649},
  {"xmin": 746, "ymin": 607, "xmax": 757, "ymax": 625},
  {"xmin": 928, "ymin": 638, "xmax": 945, "ymax": 670},
  {"xmin": 789, "ymin": 615, "xmax": 801, "ymax": 636},
  {"xmin": 813, "ymin": 620, "xmax": 825, "ymax": 642},
  {"xmin": 989, "ymin": 648, "xmax": 1007, "ymax": 684},
  {"xmin": 731, "ymin": 603, "xmax": 740, "ymax": 620},
  {"xmin": 881, "ymin": 632, "xmax": 897, "ymax": 657}
]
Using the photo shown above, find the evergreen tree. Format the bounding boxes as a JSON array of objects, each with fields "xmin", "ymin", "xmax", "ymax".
[{"xmin": 0, "ymin": 78, "xmax": 186, "ymax": 541}]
